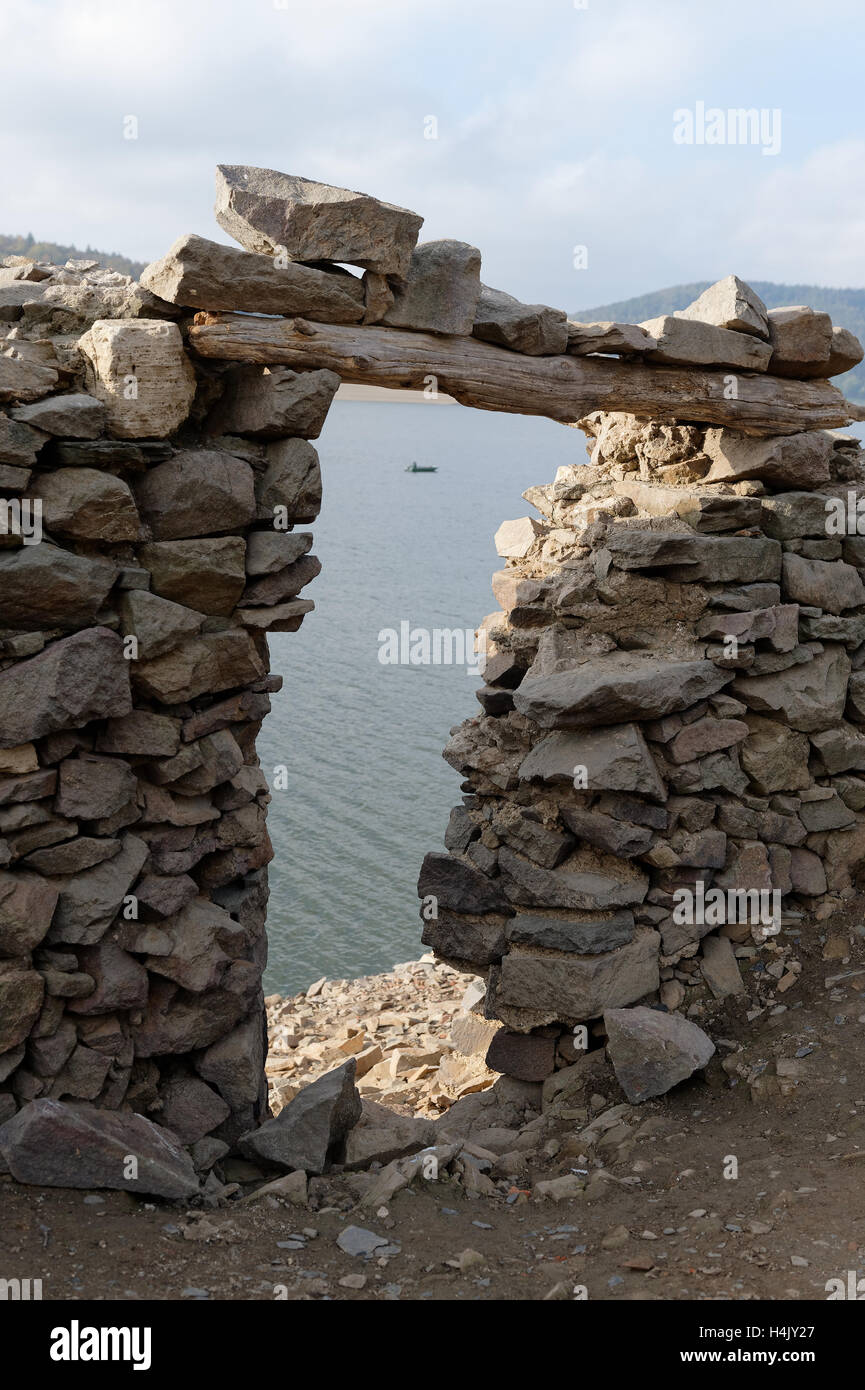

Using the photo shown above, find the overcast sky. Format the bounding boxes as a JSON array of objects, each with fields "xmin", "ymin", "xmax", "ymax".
[{"xmin": 2, "ymin": 0, "xmax": 862, "ymax": 310}]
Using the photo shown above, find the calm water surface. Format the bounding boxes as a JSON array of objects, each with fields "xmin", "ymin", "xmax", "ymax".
[{"xmin": 260, "ymin": 401, "xmax": 580, "ymax": 993}]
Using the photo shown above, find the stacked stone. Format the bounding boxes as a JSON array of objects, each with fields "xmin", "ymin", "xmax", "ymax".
[
  {"xmin": 419, "ymin": 280, "xmax": 865, "ymax": 1073},
  {"xmin": 0, "ymin": 243, "xmax": 332, "ymax": 1180},
  {"xmin": 2, "ymin": 165, "xmax": 864, "ymax": 1190}
]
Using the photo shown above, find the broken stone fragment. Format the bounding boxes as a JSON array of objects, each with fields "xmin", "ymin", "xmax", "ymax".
[
  {"xmin": 131, "ymin": 965, "xmax": 260, "ymax": 1058},
  {"xmin": 767, "ymin": 306, "xmax": 833, "ymax": 378},
  {"xmin": 237, "ymin": 598, "xmax": 314, "ymax": 632},
  {"xmin": 171, "ymin": 730, "xmax": 244, "ymax": 794},
  {"xmin": 23, "ymin": 837, "xmax": 120, "ymax": 877},
  {"xmin": 140, "ymin": 233, "xmax": 365, "ymax": 321},
  {"xmin": 0, "ymin": 628, "xmax": 132, "ymax": 749},
  {"xmin": 135, "ymin": 449, "xmax": 257, "ymax": 539},
  {"xmin": 208, "ymin": 366, "xmax": 339, "ymax": 440},
  {"xmin": 11, "ymin": 391, "xmax": 106, "ymax": 438},
  {"xmin": 0, "ymin": 1098, "xmax": 199, "ymax": 1198},
  {"xmin": 485, "ymin": 1030, "xmax": 556, "ymax": 1081},
  {"xmin": 639, "ymin": 315, "xmax": 772, "ymax": 370},
  {"xmin": 138, "ymin": 537, "xmax": 247, "ymax": 616},
  {"xmin": 702, "ymin": 428, "xmax": 834, "ymax": 490},
  {"xmin": 473, "ymin": 284, "xmax": 568, "ymax": 355},
  {"xmin": 696, "ymin": 606, "xmax": 798, "ymax": 654},
  {"xmin": 498, "ymin": 846, "xmax": 647, "ymax": 911},
  {"xmin": 420, "ymin": 908, "xmax": 508, "ymax": 966},
  {"xmin": 245, "ymin": 530, "xmax": 312, "ymax": 575},
  {"xmin": 566, "ymin": 321, "xmax": 657, "ymax": 355},
  {"xmin": 505, "ymin": 908, "xmax": 635, "ymax": 954},
  {"xmin": 118, "ymin": 589, "xmax": 204, "ymax": 661},
  {"xmin": 559, "ymin": 804, "xmax": 653, "ymax": 858},
  {"xmin": 495, "ymin": 929, "xmax": 660, "ymax": 1021},
  {"xmin": 605, "ymin": 530, "xmax": 781, "ymax": 583},
  {"xmin": 739, "ymin": 714, "xmax": 811, "ymax": 794},
  {"xmin": 150, "ymin": 1074, "xmax": 231, "ymax": 1145},
  {"xmin": 0, "ymin": 960, "xmax": 44, "ymax": 1051},
  {"xmin": 826, "ymin": 325, "xmax": 864, "ymax": 376},
  {"xmin": 47, "ymin": 834, "xmax": 149, "ymax": 946},
  {"xmin": 35, "ymin": 467, "xmax": 141, "ymax": 541},
  {"xmin": 0, "ymin": 352, "xmax": 58, "ymax": 403},
  {"xmin": 78, "ymin": 319, "xmax": 196, "ymax": 439},
  {"xmin": 417, "ymin": 852, "xmax": 511, "ymax": 914},
  {"xmin": 675, "ymin": 275, "xmax": 769, "ymax": 339},
  {"xmin": 96, "ymin": 710, "xmax": 181, "ymax": 759},
  {"xmin": 612, "ymin": 479, "xmax": 763, "ymax": 533},
  {"xmin": 66, "ymin": 939, "xmax": 148, "ymax": 1014},
  {"xmin": 383, "ymin": 240, "xmax": 481, "ymax": 335},
  {"xmin": 781, "ymin": 551, "xmax": 865, "ymax": 614},
  {"xmin": 0, "ymin": 870, "xmax": 59, "ymax": 955},
  {"xmin": 0, "ymin": 544, "xmax": 117, "ymax": 630},
  {"xmin": 215, "ymin": 165, "xmax": 423, "ymax": 279},
  {"xmin": 240, "ymin": 554, "xmax": 321, "ymax": 606},
  {"xmin": 732, "ymin": 643, "xmax": 850, "ymax": 733},
  {"xmin": 759, "ymin": 491, "xmax": 833, "ymax": 539},
  {"xmin": 142, "ymin": 898, "xmax": 245, "ymax": 993},
  {"xmin": 604, "ymin": 1006, "xmax": 714, "ymax": 1102},
  {"xmin": 494, "ymin": 516, "xmax": 548, "ymax": 558},
  {"xmin": 133, "ymin": 629, "xmax": 265, "ymax": 703},
  {"xmin": 239, "ymin": 1058, "xmax": 362, "ymax": 1174},
  {"xmin": 0, "ymin": 746, "xmax": 40, "ymax": 777},
  {"xmin": 256, "ymin": 438, "xmax": 322, "ymax": 523},
  {"xmin": 699, "ymin": 935, "xmax": 745, "ymax": 999},
  {"xmin": 343, "ymin": 1098, "xmax": 436, "ymax": 1168},
  {"xmin": 519, "ymin": 724, "xmax": 667, "ymax": 800},
  {"xmin": 54, "ymin": 754, "xmax": 137, "ymax": 821}
]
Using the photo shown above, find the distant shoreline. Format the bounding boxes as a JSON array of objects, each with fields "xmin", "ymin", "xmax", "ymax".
[{"xmin": 335, "ymin": 384, "xmax": 456, "ymax": 404}]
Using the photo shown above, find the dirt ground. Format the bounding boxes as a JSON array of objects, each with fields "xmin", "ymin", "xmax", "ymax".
[{"xmin": 4, "ymin": 924, "xmax": 865, "ymax": 1303}]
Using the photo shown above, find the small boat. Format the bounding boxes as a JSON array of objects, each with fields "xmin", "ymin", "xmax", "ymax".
[{"xmin": 405, "ymin": 461, "xmax": 437, "ymax": 473}]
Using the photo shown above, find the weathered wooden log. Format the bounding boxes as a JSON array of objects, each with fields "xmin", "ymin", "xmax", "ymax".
[{"xmin": 188, "ymin": 313, "xmax": 859, "ymax": 436}]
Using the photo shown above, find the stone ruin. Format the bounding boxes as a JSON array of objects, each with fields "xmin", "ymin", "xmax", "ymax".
[{"xmin": 0, "ymin": 164, "xmax": 862, "ymax": 1191}]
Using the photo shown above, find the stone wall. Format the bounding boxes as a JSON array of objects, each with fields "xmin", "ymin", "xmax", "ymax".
[
  {"xmin": 0, "ymin": 252, "xmax": 334, "ymax": 1174},
  {"xmin": 420, "ymin": 392, "xmax": 865, "ymax": 1076},
  {"xmin": 0, "ymin": 165, "xmax": 862, "ymax": 1188}
]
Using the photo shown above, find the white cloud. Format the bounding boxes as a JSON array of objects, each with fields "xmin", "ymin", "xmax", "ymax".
[{"xmin": 0, "ymin": 0, "xmax": 862, "ymax": 307}]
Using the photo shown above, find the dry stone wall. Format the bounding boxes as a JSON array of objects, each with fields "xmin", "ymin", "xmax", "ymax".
[
  {"xmin": 0, "ymin": 165, "xmax": 863, "ymax": 1192},
  {"xmin": 420, "ymin": 347, "xmax": 865, "ymax": 1078},
  {"xmin": 0, "ymin": 249, "xmax": 333, "ymax": 1186}
]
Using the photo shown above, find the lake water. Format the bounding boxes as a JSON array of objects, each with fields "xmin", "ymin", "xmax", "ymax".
[{"xmin": 260, "ymin": 401, "xmax": 581, "ymax": 994}]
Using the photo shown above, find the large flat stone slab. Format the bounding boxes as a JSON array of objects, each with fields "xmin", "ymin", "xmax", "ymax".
[
  {"xmin": 495, "ymin": 929, "xmax": 660, "ymax": 1019},
  {"xmin": 513, "ymin": 655, "xmax": 731, "ymax": 729},
  {"xmin": 639, "ymin": 315, "xmax": 772, "ymax": 370},
  {"xmin": 606, "ymin": 530, "xmax": 781, "ymax": 582},
  {"xmin": 498, "ymin": 847, "xmax": 648, "ymax": 911},
  {"xmin": 140, "ymin": 233, "xmax": 365, "ymax": 320},
  {"xmin": 215, "ymin": 165, "xmax": 423, "ymax": 279},
  {"xmin": 0, "ymin": 1098, "xmax": 199, "ymax": 1198},
  {"xmin": 519, "ymin": 725, "xmax": 667, "ymax": 800},
  {"xmin": 703, "ymin": 428, "xmax": 834, "ymax": 489}
]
